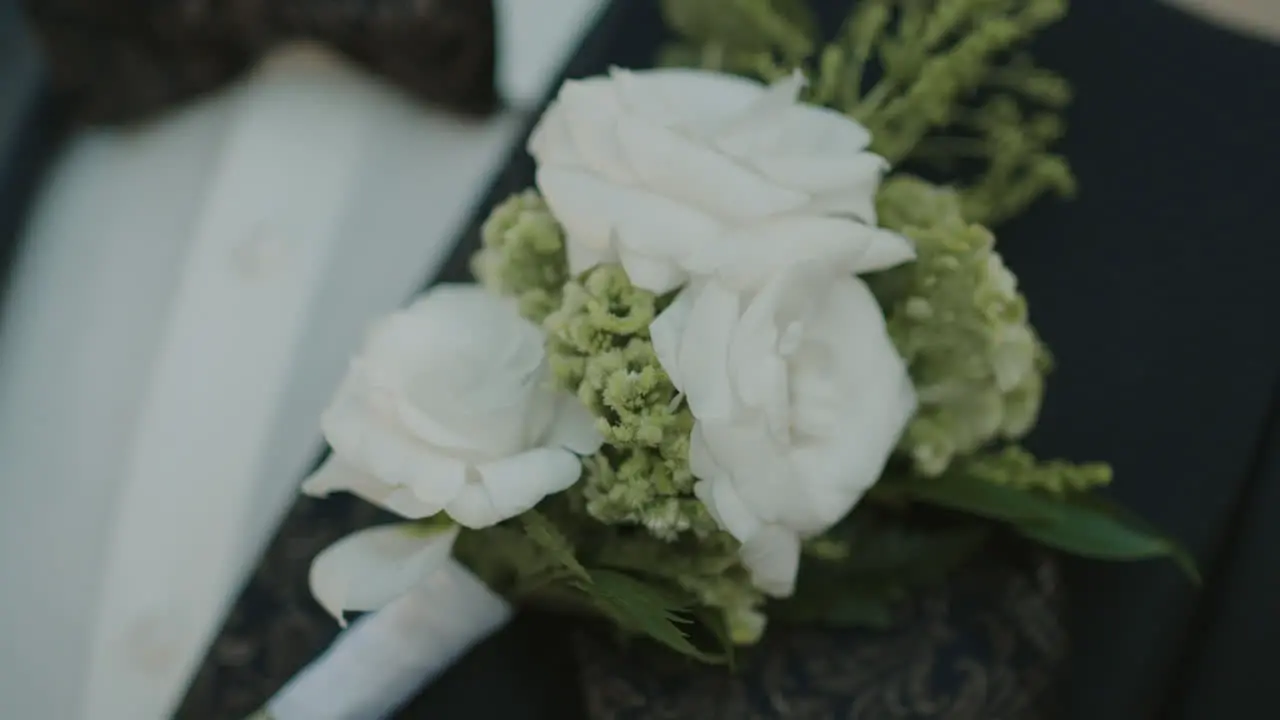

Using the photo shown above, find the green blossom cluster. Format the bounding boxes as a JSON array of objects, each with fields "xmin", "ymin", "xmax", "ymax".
[
  {"xmin": 471, "ymin": 190, "xmax": 568, "ymax": 324},
  {"xmin": 958, "ymin": 446, "xmax": 1112, "ymax": 494},
  {"xmin": 471, "ymin": 196, "xmax": 720, "ymax": 540},
  {"xmin": 470, "ymin": 196, "xmax": 758, "ymax": 636},
  {"xmin": 871, "ymin": 175, "xmax": 1049, "ymax": 477},
  {"xmin": 544, "ymin": 267, "xmax": 720, "ymax": 540},
  {"xmin": 660, "ymin": 0, "xmax": 1075, "ymax": 226}
]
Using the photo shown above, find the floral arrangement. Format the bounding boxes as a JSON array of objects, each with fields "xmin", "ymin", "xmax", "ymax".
[{"xmin": 262, "ymin": 1, "xmax": 1194, "ymax": 716}]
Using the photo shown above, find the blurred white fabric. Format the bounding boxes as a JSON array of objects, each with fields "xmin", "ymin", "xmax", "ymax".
[{"xmin": 0, "ymin": 2, "xmax": 603, "ymax": 718}]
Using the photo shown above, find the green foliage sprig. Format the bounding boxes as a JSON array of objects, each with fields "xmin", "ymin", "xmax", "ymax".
[
  {"xmin": 544, "ymin": 267, "xmax": 721, "ymax": 541},
  {"xmin": 472, "ymin": 190, "xmax": 568, "ymax": 323},
  {"xmin": 872, "ymin": 452, "xmax": 1200, "ymax": 582},
  {"xmin": 872, "ymin": 175, "xmax": 1049, "ymax": 477},
  {"xmin": 661, "ymin": 0, "xmax": 1076, "ymax": 225}
]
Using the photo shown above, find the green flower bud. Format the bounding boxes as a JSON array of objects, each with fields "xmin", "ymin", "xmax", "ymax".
[
  {"xmin": 873, "ymin": 176, "xmax": 1050, "ymax": 476},
  {"xmin": 472, "ymin": 190, "xmax": 568, "ymax": 324},
  {"xmin": 543, "ymin": 265, "xmax": 718, "ymax": 540}
]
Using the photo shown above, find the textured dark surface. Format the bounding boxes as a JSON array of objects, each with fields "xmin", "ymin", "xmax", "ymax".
[
  {"xmin": 576, "ymin": 552, "xmax": 1064, "ymax": 720},
  {"xmin": 174, "ymin": 494, "xmax": 382, "ymax": 719},
  {"xmin": 21, "ymin": 0, "xmax": 499, "ymax": 125}
]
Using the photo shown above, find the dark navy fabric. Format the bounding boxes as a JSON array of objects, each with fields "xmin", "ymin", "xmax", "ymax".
[
  {"xmin": 0, "ymin": 1, "xmax": 65, "ymax": 303},
  {"xmin": 997, "ymin": 3, "xmax": 1280, "ymax": 717}
]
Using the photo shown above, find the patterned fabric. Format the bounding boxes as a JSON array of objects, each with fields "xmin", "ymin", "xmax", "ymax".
[
  {"xmin": 576, "ymin": 552, "xmax": 1065, "ymax": 720},
  {"xmin": 175, "ymin": 494, "xmax": 381, "ymax": 719},
  {"xmin": 22, "ymin": 0, "xmax": 498, "ymax": 125}
]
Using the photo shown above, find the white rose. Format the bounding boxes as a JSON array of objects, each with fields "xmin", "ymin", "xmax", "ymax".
[
  {"xmin": 303, "ymin": 285, "xmax": 603, "ymax": 529},
  {"xmin": 650, "ymin": 266, "xmax": 916, "ymax": 597},
  {"xmin": 528, "ymin": 67, "xmax": 914, "ymax": 293}
]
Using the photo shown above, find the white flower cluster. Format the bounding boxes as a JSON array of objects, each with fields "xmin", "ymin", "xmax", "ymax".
[
  {"xmin": 530, "ymin": 68, "xmax": 917, "ymax": 597},
  {"xmin": 305, "ymin": 68, "xmax": 918, "ymax": 619}
]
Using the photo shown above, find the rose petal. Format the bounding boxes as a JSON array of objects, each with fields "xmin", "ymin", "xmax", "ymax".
[
  {"xmin": 359, "ymin": 287, "xmax": 546, "ymax": 457},
  {"xmin": 703, "ymin": 217, "xmax": 914, "ymax": 287},
  {"xmin": 688, "ymin": 426, "xmax": 726, "ymax": 483},
  {"xmin": 692, "ymin": 476, "xmax": 760, "ymax": 543},
  {"xmin": 650, "ymin": 288, "xmax": 694, "ymax": 391},
  {"xmin": 614, "ymin": 116, "xmax": 810, "ymax": 221},
  {"xmin": 616, "ymin": 248, "xmax": 688, "ymax": 295},
  {"xmin": 726, "ymin": 270, "xmax": 821, "ymax": 438},
  {"xmin": 321, "ymin": 382, "xmax": 469, "ymax": 504},
  {"xmin": 555, "ymin": 79, "xmax": 636, "ymax": 185},
  {"xmin": 526, "ymin": 99, "xmax": 584, "ymax": 168},
  {"xmin": 738, "ymin": 525, "xmax": 802, "ymax": 598},
  {"xmin": 789, "ymin": 276, "xmax": 916, "ymax": 519},
  {"xmin": 536, "ymin": 167, "xmax": 722, "ymax": 291},
  {"xmin": 364, "ymin": 287, "xmax": 510, "ymax": 374},
  {"xmin": 691, "ymin": 421, "xmax": 796, "ymax": 532},
  {"xmin": 777, "ymin": 104, "xmax": 873, "ymax": 154},
  {"xmin": 709, "ymin": 70, "xmax": 808, "ymax": 156},
  {"xmin": 751, "ymin": 152, "xmax": 888, "ymax": 222},
  {"xmin": 447, "ymin": 448, "xmax": 583, "ymax": 528},
  {"xmin": 535, "ymin": 167, "xmax": 616, "ymax": 265},
  {"xmin": 309, "ymin": 523, "xmax": 459, "ymax": 626},
  {"xmin": 302, "ymin": 456, "xmax": 445, "ymax": 520},
  {"xmin": 566, "ymin": 240, "xmax": 620, "ymax": 276},
  {"xmin": 608, "ymin": 67, "xmax": 765, "ymax": 128},
  {"xmin": 521, "ymin": 385, "xmax": 559, "ymax": 448},
  {"xmin": 700, "ymin": 419, "xmax": 836, "ymax": 533},
  {"xmin": 545, "ymin": 392, "xmax": 605, "ymax": 455},
  {"xmin": 676, "ymin": 282, "xmax": 740, "ymax": 421}
]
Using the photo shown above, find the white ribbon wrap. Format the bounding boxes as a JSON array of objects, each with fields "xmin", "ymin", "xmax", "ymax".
[{"xmin": 266, "ymin": 559, "xmax": 513, "ymax": 720}]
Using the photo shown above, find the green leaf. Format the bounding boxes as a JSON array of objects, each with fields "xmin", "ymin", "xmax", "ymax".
[
  {"xmin": 520, "ymin": 511, "xmax": 589, "ymax": 582},
  {"xmin": 880, "ymin": 473, "xmax": 1054, "ymax": 523},
  {"xmin": 1033, "ymin": 493, "xmax": 1201, "ymax": 584},
  {"xmin": 577, "ymin": 569, "xmax": 726, "ymax": 664},
  {"xmin": 890, "ymin": 470, "xmax": 1199, "ymax": 581},
  {"xmin": 695, "ymin": 608, "xmax": 738, "ymax": 671}
]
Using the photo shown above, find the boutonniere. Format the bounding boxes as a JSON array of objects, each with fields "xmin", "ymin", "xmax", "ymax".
[{"xmin": 260, "ymin": 2, "xmax": 1195, "ymax": 717}]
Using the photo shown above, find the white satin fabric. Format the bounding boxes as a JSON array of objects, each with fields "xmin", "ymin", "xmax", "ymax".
[{"xmin": 268, "ymin": 560, "xmax": 512, "ymax": 720}]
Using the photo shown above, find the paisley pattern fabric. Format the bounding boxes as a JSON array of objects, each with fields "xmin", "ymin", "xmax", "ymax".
[
  {"xmin": 576, "ymin": 552, "xmax": 1065, "ymax": 720},
  {"xmin": 22, "ymin": 0, "xmax": 499, "ymax": 125}
]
